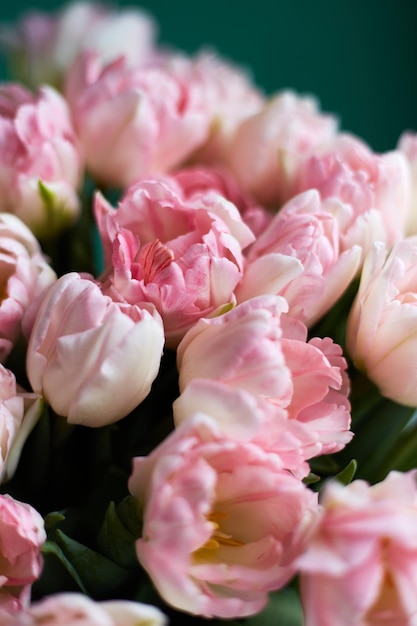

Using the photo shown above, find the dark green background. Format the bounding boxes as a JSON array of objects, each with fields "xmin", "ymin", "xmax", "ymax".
[{"xmin": 1, "ymin": 0, "xmax": 416, "ymax": 152}]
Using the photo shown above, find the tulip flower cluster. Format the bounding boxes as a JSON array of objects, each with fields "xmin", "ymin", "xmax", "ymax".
[{"xmin": 0, "ymin": 2, "xmax": 416, "ymax": 625}]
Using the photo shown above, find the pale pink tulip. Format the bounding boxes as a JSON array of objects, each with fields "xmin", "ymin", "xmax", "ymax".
[
  {"xmin": 226, "ymin": 90, "xmax": 338, "ymax": 207},
  {"xmin": 1, "ymin": 593, "xmax": 167, "ymax": 625},
  {"xmin": 26, "ymin": 272, "xmax": 164, "ymax": 426},
  {"xmin": 173, "ymin": 166, "xmax": 273, "ymax": 237},
  {"xmin": 0, "ymin": 494, "xmax": 45, "ymax": 613},
  {"xmin": 66, "ymin": 51, "xmax": 209, "ymax": 187},
  {"xmin": 129, "ymin": 414, "xmax": 318, "ymax": 619},
  {"xmin": 177, "ymin": 296, "xmax": 352, "ymax": 455},
  {"xmin": 346, "ymin": 237, "xmax": 417, "ymax": 405},
  {"xmin": 173, "ymin": 379, "xmax": 321, "ymax": 479},
  {"xmin": 0, "ymin": 213, "xmax": 56, "ymax": 361},
  {"xmin": 0, "ymin": 2, "xmax": 157, "ymax": 89},
  {"xmin": 95, "ymin": 176, "xmax": 254, "ymax": 346},
  {"xmin": 0, "ymin": 84, "xmax": 82, "ymax": 238},
  {"xmin": 0, "ymin": 365, "xmax": 42, "ymax": 483},
  {"xmin": 398, "ymin": 131, "xmax": 417, "ymax": 235},
  {"xmin": 236, "ymin": 190, "xmax": 361, "ymax": 326},
  {"xmin": 298, "ymin": 471, "xmax": 417, "ymax": 626},
  {"xmin": 161, "ymin": 50, "xmax": 265, "ymax": 164},
  {"xmin": 295, "ymin": 133, "xmax": 411, "ymax": 257}
]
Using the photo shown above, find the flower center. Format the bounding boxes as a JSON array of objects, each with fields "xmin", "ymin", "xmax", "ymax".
[
  {"xmin": 196, "ymin": 510, "xmax": 245, "ymax": 557},
  {"xmin": 140, "ymin": 239, "xmax": 174, "ymax": 284}
]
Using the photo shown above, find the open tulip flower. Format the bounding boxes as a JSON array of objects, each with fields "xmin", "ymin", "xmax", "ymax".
[{"xmin": 0, "ymin": 2, "xmax": 416, "ymax": 625}]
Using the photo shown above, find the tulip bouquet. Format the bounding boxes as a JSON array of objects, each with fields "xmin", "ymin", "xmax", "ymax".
[{"xmin": 1, "ymin": 2, "xmax": 417, "ymax": 625}]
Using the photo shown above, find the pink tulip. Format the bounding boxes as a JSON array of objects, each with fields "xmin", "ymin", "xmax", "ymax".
[
  {"xmin": 173, "ymin": 379, "xmax": 322, "ymax": 479},
  {"xmin": 398, "ymin": 131, "xmax": 417, "ymax": 235},
  {"xmin": 0, "ymin": 84, "xmax": 82, "ymax": 238},
  {"xmin": 1, "ymin": 593, "xmax": 167, "ymax": 625},
  {"xmin": 0, "ymin": 213, "xmax": 56, "ymax": 362},
  {"xmin": 226, "ymin": 90, "xmax": 338, "ymax": 207},
  {"xmin": 0, "ymin": 365, "xmax": 42, "ymax": 483},
  {"xmin": 295, "ymin": 134, "xmax": 411, "ymax": 258},
  {"xmin": 347, "ymin": 237, "xmax": 417, "ymax": 405},
  {"xmin": 0, "ymin": 2, "xmax": 157, "ymax": 89},
  {"xmin": 298, "ymin": 471, "xmax": 417, "ymax": 626},
  {"xmin": 177, "ymin": 296, "xmax": 352, "ymax": 455},
  {"xmin": 173, "ymin": 166, "xmax": 273, "ymax": 237},
  {"xmin": 95, "ymin": 175, "xmax": 254, "ymax": 346},
  {"xmin": 26, "ymin": 272, "xmax": 164, "ymax": 426},
  {"xmin": 0, "ymin": 494, "xmax": 45, "ymax": 613},
  {"xmin": 160, "ymin": 50, "xmax": 265, "ymax": 164},
  {"xmin": 236, "ymin": 190, "xmax": 361, "ymax": 326},
  {"xmin": 129, "ymin": 414, "xmax": 319, "ymax": 619},
  {"xmin": 66, "ymin": 51, "xmax": 209, "ymax": 187}
]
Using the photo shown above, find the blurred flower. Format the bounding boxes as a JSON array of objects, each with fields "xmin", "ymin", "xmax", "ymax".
[
  {"xmin": 129, "ymin": 414, "xmax": 318, "ymax": 619},
  {"xmin": 397, "ymin": 130, "xmax": 417, "ymax": 235},
  {"xmin": 173, "ymin": 165, "xmax": 272, "ymax": 237},
  {"xmin": 347, "ymin": 237, "xmax": 417, "ymax": 406},
  {"xmin": 236, "ymin": 189, "xmax": 361, "ymax": 326},
  {"xmin": 0, "ymin": 84, "xmax": 82, "ymax": 238},
  {"xmin": 297, "ymin": 471, "xmax": 417, "ymax": 626},
  {"xmin": 173, "ymin": 380, "xmax": 322, "ymax": 478},
  {"xmin": 66, "ymin": 51, "xmax": 209, "ymax": 187},
  {"xmin": 0, "ymin": 365, "xmax": 42, "ymax": 483},
  {"xmin": 0, "ymin": 494, "xmax": 45, "ymax": 614},
  {"xmin": 26, "ymin": 272, "xmax": 164, "ymax": 426},
  {"xmin": 226, "ymin": 90, "xmax": 338, "ymax": 207},
  {"xmin": 160, "ymin": 50, "xmax": 265, "ymax": 164},
  {"xmin": 0, "ymin": 593, "xmax": 167, "ymax": 625},
  {"xmin": 294, "ymin": 134, "xmax": 411, "ymax": 259},
  {"xmin": 177, "ymin": 296, "xmax": 352, "ymax": 455},
  {"xmin": 95, "ymin": 175, "xmax": 254, "ymax": 346},
  {"xmin": 0, "ymin": 213, "xmax": 56, "ymax": 362},
  {"xmin": 0, "ymin": 1, "xmax": 157, "ymax": 89}
]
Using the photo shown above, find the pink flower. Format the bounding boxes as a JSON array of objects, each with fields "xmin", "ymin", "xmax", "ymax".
[
  {"xmin": 66, "ymin": 52, "xmax": 209, "ymax": 187},
  {"xmin": 0, "ymin": 2, "xmax": 157, "ymax": 89},
  {"xmin": 0, "ymin": 365, "xmax": 42, "ymax": 483},
  {"xmin": 236, "ymin": 190, "xmax": 361, "ymax": 326},
  {"xmin": 173, "ymin": 166, "xmax": 273, "ymax": 237},
  {"xmin": 294, "ymin": 134, "xmax": 411, "ymax": 257},
  {"xmin": 346, "ymin": 237, "xmax": 417, "ymax": 406},
  {"xmin": 177, "ymin": 295, "xmax": 293, "ymax": 404},
  {"xmin": 398, "ymin": 131, "xmax": 417, "ymax": 235},
  {"xmin": 95, "ymin": 175, "xmax": 254, "ymax": 346},
  {"xmin": 226, "ymin": 90, "xmax": 338, "ymax": 207},
  {"xmin": 0, "ymin": 494, "xmax": 45, "ymax": 613},
  {"xmin": 128, "ymin": 414, "xmax": 318, "ymax": 619},
  {"xmin": 26, "ymin": 272, "xmax": 165, "ymax": 426},
  {"xmin": 161, "ymin": 50, "xmax": 265, "ymax": 164},
  {"xmin": 1, "ymin": 593, "xmax": 167, "ymax": 625},
  {"xmin": 0, "ymin": 84, "xmax": 83, "ymax": 238},
  {"xmin": 0, "ymin": 213, "xmax": 56, "ymax": 362},
  {"xmin": 281, "ymin": 321, "xmax": 352, "ymax": 455},
  {"xmin": 177, "ymin": 296, "xmax": 352, "ymax": 455},
  {"xmin": 297, "ymin": 471, "xmax": 417, "ymax": 626},
  {"xmin": 173, "ymin": 380, "xmax": 321, "ymax": 479}
]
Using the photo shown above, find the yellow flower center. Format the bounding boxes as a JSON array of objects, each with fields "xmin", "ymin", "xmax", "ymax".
[{"xmin": 194, "ymin": 510, "xmax": 244, "ymax": 560}]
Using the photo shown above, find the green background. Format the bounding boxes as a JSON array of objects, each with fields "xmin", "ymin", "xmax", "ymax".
[{"xmin": 1, "ymin": 0, "xmax": 416, "ymax": 152}]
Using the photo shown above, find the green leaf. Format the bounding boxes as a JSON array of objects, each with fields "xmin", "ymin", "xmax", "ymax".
[
  {"xmin": 116, "ymin": 495, "xmax": 143, "ymax": 538},
  {"xmin": 55, "ymin": 529, "xmax": 131, "ymax": 597},
  {"xmin": 302, "ymin": 472, "xmax": 320, "ymax": 485},
  {"xmin": 245, "ymin": 588, "xmax": 303, "ymax": 626},
  {"xmin": 97, "ymin": 501, "xmax": 138, "ymax": 567},
  {"xmin": 334, "ymin": 459, "xmax": 357, "ymax": 485},
  {"xmin": 40, "ymin": 540, "xmax": 87, "ymax": 593},
  {"xmin": 380, "ymin": 416, "xmax": 417, "ymax": 474},
  {"xmin": 347, "ymin": 399, "xmax": 415, "ymax": 483},
  {"xmin": 44, "ymin": 511, "xmax": 66, "ymax": 534}
]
